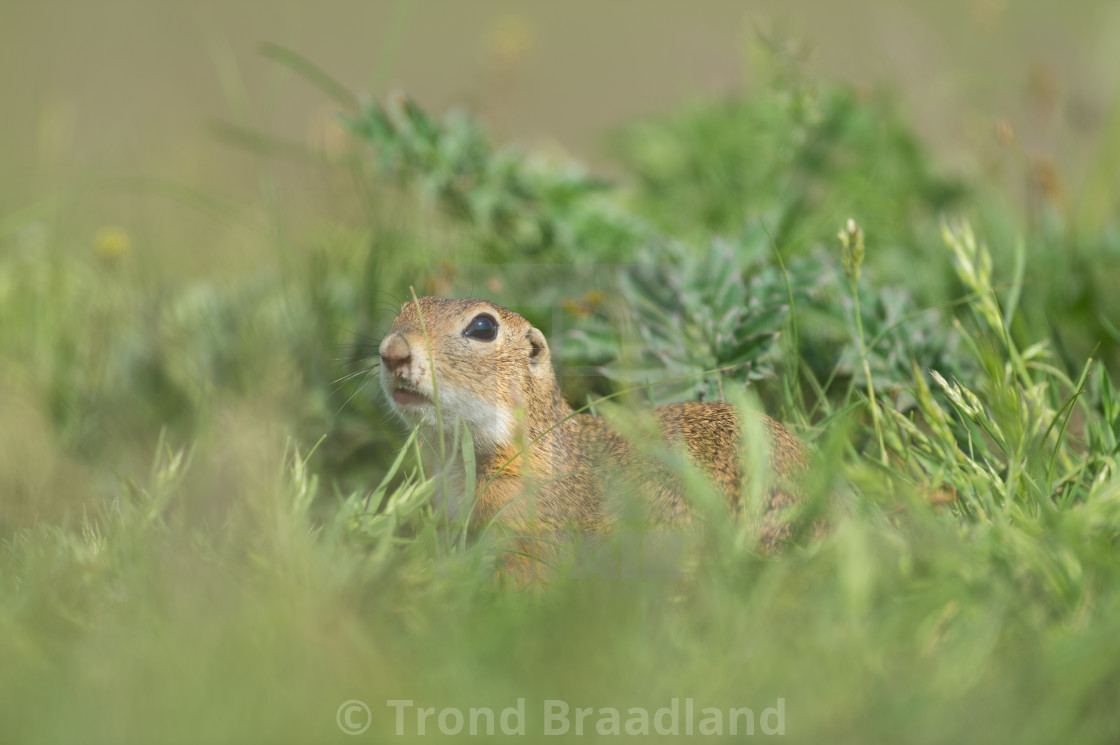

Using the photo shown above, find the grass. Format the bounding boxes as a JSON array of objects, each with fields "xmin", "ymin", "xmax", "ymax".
[{"xmin": 3, "ymin": 43, "xmax": 1120, "ymax": 743}]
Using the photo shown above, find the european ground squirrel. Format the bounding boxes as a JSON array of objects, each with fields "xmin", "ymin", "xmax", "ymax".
[{"xmin": 379, "ymin": 297, "xmax": 808, "ymax": 575}]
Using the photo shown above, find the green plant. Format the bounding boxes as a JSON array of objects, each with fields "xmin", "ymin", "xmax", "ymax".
[
  {"xmin": 561, "ymin": 228, "xmax": 827, "ymax": 406},
  {"xmin": 344, "ymin": 94, "xmax": 649, "ymax": 263}
]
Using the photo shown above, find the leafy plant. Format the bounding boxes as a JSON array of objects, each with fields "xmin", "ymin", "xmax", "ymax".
[
  {"xmin": 563, "ymin": 226, "xmax": 828, "ymax": 405},
  {"xmin": 612, "ymin": 82, "xmax": 965, "ymax": 273},
  {"xmin": 344, "ymin": 94, "xmax": 649, "ymax": 263}
]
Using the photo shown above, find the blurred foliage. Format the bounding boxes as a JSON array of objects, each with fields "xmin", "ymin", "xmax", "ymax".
[
  {"xmin": 344, "ymin": 93, "xmax": 649, "ymax": 263},
  {"xmin": 612, "ymin": 83, "xmax": 966, "ymax": 292}
]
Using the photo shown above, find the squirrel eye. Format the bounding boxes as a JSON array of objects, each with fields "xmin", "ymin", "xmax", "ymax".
[{"xmin": 463, "ymin": 313, "xmax": 498, "ymax": 342}]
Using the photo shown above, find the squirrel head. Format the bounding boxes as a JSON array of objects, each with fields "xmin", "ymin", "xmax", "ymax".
[{"xmin": 379, "ymin": 297, "xmax": 560, "ymax": 455}]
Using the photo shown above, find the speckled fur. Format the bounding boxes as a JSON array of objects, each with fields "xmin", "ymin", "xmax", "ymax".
[{"xmin": 379, "ymin": 297, "xmax": 808, "ymax": 576}]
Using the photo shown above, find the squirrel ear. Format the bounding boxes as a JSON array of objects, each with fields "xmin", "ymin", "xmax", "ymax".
[{"xmin": 527, "ymin": 327, "xmax": 550, "ymax": 367}]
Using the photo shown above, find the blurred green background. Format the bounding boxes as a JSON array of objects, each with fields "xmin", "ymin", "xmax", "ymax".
[
  {"xmin": 4, "ymin": 2, "xmax": 1120, "ymax": 743},
  {"xmin": 7, "ymin": 0, "xmax": 1120, "ymax": 209}
]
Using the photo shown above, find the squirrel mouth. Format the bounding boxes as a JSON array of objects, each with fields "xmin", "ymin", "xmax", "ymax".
[{"xmin": 391, "ymin": 387, "xmax": 430, "ymax": 407}]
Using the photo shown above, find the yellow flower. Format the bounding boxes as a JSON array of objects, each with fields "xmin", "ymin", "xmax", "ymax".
[{"xmin": 94, "ymin": 227, "xmax": 132, "ymax": 263}]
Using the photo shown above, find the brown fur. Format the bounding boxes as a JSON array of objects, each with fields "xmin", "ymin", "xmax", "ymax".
[{"xmin": 379, "ymin": 297, "xmax": 808, "ymax": 577}]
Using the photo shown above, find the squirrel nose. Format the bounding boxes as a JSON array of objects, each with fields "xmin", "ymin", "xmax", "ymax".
[{"xmin": 379, "ymin": 332, "xmax": 412, "ymax": 372}]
